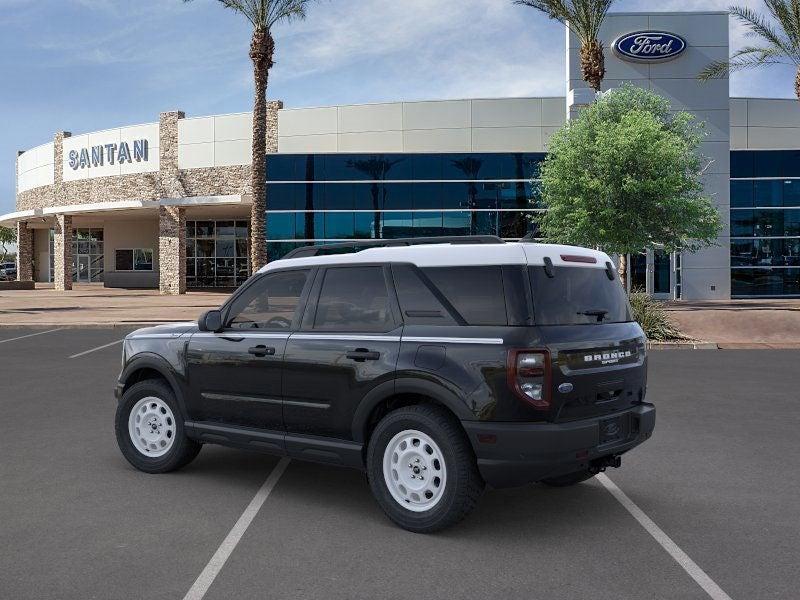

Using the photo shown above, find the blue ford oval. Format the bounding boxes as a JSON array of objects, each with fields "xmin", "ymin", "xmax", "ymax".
[{"xmin": 613, "ymin": 31, "xmax": 686, "ymax": 62}]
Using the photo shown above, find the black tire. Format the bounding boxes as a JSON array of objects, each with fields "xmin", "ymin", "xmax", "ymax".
[
  {"xmin": 367, "ymin": 404, "xmax": 484, "ymax": 533},
  {"xmin": 540, "ymin": 469, "xmax": 595, "ymax": 487},
  {"xmin": 115, "ymin": 379, "xmax": 201, "ymax": 474}
]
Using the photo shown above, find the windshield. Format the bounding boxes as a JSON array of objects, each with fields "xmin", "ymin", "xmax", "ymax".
[{"xmin": 529, "ymin": 266, "xmax": 632, "ymax": 325}]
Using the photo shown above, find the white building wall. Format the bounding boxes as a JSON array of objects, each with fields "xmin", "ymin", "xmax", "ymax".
[
  {"xmin": 730, "ymin": 98, "xmax": 800, "ymax": 150},
  {"xmin": 17, "ymin": 142, "xmax": 55, "ymax": 193},
  {"xmin": 568, "ymin": 11, "xmax": 731, "ymax": 300},
  {"xmin": 177, "ymin": 112, "xmax": 253, "ymax": 169},
  {"xmin": 61, "ymin": 123, "xmax": 160, "ymax": 182}
]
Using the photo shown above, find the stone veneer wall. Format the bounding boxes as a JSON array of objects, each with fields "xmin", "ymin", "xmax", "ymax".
[
  {"xmin": 15, "ymin": 222, "xmax": 33, "ymax": 281},
  {"xmin": 15, "ymin": 102, "xmax": 282, "ymax": 293}
]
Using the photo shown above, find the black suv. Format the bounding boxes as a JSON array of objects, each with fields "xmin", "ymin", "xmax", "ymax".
[{"xmin": 115, "ymin": 236, "xmax": 654, "ymax": 532}]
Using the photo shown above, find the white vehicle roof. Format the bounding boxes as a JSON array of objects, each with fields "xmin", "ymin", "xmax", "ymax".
[{"xmin": 260, "ymin": 242, "xmax": 614, "ymax": 272}]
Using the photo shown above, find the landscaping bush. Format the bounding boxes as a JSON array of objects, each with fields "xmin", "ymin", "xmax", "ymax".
[{"xmin": 628, "ymin": 292, "xmax": 688, "ymax": 341}]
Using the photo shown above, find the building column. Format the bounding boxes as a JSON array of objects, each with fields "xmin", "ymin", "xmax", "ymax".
[
  {"xmin": 53, "ymin": 214, "xmax": 73, "ymax": 291},
  {"xmin": 16, "ymin": 221, "xmax": 34, "ymax": 282},
  {"xmin": 159, "ymin": 205, "xmax": 186, "ymax": 295}
]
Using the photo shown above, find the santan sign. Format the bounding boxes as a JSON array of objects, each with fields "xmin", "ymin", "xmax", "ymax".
[
  {"xmin": 613, "ymin": 31, "xmax": 687, "ymax": 62},
  {"xmin": 68, "ymin": 139, "xmax": 149, "ymax": 170}
]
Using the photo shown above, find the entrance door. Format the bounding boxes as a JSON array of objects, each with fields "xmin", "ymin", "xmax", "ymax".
[
  {"xmin": 77, "ymin": 256, "xmax": 90, "ymax": 282},
  {"xmin": 652, "ymin": 250, "xmax": 672, "ymax": 299}
]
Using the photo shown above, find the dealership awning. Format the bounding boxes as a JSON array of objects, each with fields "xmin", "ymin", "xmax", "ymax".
[{"xmin": 0, "ymin": 194, "xmax": 247, "ymax": 227}]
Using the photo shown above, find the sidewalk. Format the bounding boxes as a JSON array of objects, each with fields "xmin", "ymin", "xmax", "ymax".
[
  {"xmin": 664, "ymin": 299, "xmax": 800, "ymax": 349},
  {"xmin": 0, "ymin": 283, "xmax": 226, "ymax": 327}
]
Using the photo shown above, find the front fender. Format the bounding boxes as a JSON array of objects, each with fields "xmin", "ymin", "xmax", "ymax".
[{"xmin": 117, "ymin": 352, "xmax": 189, "ymax": 419}]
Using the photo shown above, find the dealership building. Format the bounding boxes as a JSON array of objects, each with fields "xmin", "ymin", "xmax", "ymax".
[{"xmin": 3, "ymin": 10, "xmax": 800, "ymax": 299}]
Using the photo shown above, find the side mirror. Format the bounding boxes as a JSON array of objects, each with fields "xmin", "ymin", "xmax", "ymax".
[{"xmin": 198, "ymin": 309, "xmax": 223, "ymax": 333}]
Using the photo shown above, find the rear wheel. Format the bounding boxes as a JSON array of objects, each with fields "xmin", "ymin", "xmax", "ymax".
[
  {"xmin": 540, "ymin": 469, "xmax": 595, "ymax": 487},
  {"xmin": 367, "ymin": 405, "xmax": 484, "ymax": 533},
  {"xmin": 115, "ymin": 379, "xmax": 201, "ymax": 473}
]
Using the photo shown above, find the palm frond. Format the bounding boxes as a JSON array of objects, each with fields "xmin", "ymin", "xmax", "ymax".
[
  {"xmin": 515, "ymin": 0, "xmax": 615, "ymax": 43},
  {"xmin": 699, "ymin": 46, "xmax": 788, "ymax": 80},
  {"xmin": 730, "ymin": 5, "xmax": 800, "ymax": 64}
]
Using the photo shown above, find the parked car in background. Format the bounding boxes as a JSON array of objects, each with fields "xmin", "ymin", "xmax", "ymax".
[
  {"xmin": 0, "ymin": 262, "xmax": 16, "ymax": 281},
  {"xmin": 114, "ymin": 236, "xmax": 655, "ymax": 532}
]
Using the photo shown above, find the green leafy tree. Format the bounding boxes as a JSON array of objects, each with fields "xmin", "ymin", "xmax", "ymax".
[
  {"xmin": 514, "ymin": 0, "xmax": 615, "ymax": 91},
  {"xmin": 0, "ymin": 226, "xmax": 15, "ymax": 263},
  {"xmin": 534, "ymin": 84, "xmax": 722, "ymax": 287},
  {"xmin": 184, "ymin": 0, "xmax": 316, "ymax": 271},
  {"xmin": 699, "ymin": 2, "xmax": 800, "ymax": 100}
]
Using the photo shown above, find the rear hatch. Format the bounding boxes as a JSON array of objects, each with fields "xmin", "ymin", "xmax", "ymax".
[{"xmin": 528, "ymin": 264, "xmax": 648, "ymax": 424}]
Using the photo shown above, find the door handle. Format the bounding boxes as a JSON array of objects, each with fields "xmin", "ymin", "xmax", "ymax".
[
  {"xmin": 346, "ymin": 349, "xmax": 380, "ymax": 362},
  {"xmin": 248, "ymin": 345, "xmax": 276, "ymax": 357}
]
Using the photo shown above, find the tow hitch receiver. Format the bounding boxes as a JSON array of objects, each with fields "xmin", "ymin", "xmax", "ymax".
[{"xmin": 589, "ymin": 455, "xmax": 622, "ymax": 474}]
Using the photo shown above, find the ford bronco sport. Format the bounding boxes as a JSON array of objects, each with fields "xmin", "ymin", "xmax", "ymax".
[{"xmin": 114, "ymin": 236, "xmax": 654, "ymax": 532}]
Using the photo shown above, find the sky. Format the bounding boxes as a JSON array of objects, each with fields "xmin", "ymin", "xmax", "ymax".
[{"xmin": 0, "ymin": 0, "xmax": 797, "ymax": 216}]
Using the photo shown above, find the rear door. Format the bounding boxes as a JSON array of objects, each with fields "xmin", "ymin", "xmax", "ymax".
[
  {"xmin": 282, "ymin": 264, "xmax": 402, "ymax": 440},
  {"xmin": 185, "ymin": 268, "xmax": 313, "ymax": 433}
]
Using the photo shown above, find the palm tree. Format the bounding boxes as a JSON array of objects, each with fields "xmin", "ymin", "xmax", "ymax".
[
  {"xmin": 699, "ymin": 2, "xmax": 800, "ymax": 100},
  {"xmin": 184, "ymin": 0, "xmax": 315, "ymax": 272},
  {"xmin": 514, "ymin": 0, "xmax": 615, "ymax": 92}
]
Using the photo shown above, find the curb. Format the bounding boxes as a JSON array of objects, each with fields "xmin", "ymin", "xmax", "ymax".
[{"xmin": 647, "ymin": 341, "xmax": 719, "ymax": 350}]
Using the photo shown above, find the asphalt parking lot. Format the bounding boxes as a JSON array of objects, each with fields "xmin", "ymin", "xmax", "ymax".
[{"xmin": 1, "ymin": 328, "xmax": 798, "ymax": 600}]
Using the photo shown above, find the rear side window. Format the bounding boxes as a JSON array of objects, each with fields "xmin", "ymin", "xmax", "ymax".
[
  {"xmin": 392, "ymin": 264, "xmax": 457, "ymax": 326},
  {"xmin": 421, "ymin": 266, "xmax": 507, "ymax": 326},
  {"xmin": 529, "ymin": 266, "xmax": 631, "ymax": 325},
  {"xmin": 314, "ymin": 266, "xmax": 393, "ymax": 331}
]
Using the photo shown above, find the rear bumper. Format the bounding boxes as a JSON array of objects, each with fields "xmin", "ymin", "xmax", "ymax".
[{"xmin": 462, "ymin": 404, "xmax": 655, "ymax": 489}]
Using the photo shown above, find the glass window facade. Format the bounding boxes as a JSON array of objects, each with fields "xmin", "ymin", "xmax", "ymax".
[
  {"xmin": 264, "ymin": 153, "xmax": 545, "ymax": 260},
  {"xmin": 731, "ymin": 151, "xmax": 800, "ymax": 296},
  {"xmin": 186, "ymin": 220, "xmax": 250, "ymax": 288},
  {"xmin": 72, "ymin": 228, "xmax": 104, "ymax": 283}
]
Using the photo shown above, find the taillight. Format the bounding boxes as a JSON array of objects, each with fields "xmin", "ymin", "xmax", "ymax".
[{"xmin": 507, "ymin": 349, "xmax": 551, "ymax": 410}]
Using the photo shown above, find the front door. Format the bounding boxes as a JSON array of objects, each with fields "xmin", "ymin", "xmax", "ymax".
[
  {"xmin": 282, "ymin": 265, "xmax": 402, "ymax": 440},
  {"xmin": 185, "ymin": 268, "xmax": 313, "ymax": 433},
  {"xmin": 77, "ymin": 255, "xmax": 90, "ymax": 282}
]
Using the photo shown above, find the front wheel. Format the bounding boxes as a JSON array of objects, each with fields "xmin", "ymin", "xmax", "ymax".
[
  {"xmin": 367, "ymin": 405, "xmax": 484, "ymax": 533},
  {"xmin": 115, "ymin": 379, "xmax": 201, "ymax": 473}
]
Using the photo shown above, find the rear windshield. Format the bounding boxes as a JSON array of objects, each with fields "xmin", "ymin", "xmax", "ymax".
[{"xmin": 529, "ymin": 266, "xmax": 632, "ymax": 325}]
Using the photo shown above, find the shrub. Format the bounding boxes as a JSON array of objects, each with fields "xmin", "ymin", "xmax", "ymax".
[{"xmin": 628, "ymin": 293, "xmax": 688, "ymax": 341}]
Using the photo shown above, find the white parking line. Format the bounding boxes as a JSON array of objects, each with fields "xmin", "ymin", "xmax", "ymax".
[
  {"xmin": 68, "ymin": 339, "xmax": 123, "ymax": 359},
  {"xmin": 183, "ymin": 458, "xmax": 291, "ymax": 600},
  {"xmin": 0, "ymin": 329, "xmax": 63, "ymax": 345},
  {"xmin": 597, "ymin": 473, "xmax": 733, "ymax": 600}
]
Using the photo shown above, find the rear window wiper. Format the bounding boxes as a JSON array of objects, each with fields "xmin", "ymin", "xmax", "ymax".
[{"xmin": 577, "ymin": 309, "xmax": 608, "ymax": 322}]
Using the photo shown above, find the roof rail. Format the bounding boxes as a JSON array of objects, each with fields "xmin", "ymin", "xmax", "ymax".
[{"xmin": 281, "ymin": 236, "xmax": 505, "ymax": 259}]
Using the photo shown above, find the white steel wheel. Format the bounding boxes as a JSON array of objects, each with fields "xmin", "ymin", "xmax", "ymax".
[
  {"xmin": 128, "ymin": 396, "xmax": 176, "ymax": 458},
  {"xmin": 383, "ymin": 429, "xmax": 448, "ymax": 512}
]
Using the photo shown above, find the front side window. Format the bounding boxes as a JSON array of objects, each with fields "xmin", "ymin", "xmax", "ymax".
[
  {"xmin": 529, "ymin": 266, "xmax": 631, "ymax": 325},
  {"xmin": 227, "ymin": 270, "xmax": 309, "ymax": 330},
  {"xmin": 314, "ymin": 267, "xmax": 393, "ymax": 331}
]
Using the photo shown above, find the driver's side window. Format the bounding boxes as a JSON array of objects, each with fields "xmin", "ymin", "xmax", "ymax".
[{"xmin": 227, "ymin": 270, "xmax": 309, "ymax": 330}]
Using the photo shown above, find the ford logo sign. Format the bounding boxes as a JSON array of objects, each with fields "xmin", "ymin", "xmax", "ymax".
[{"xmin": 613, "ymin": 31, "xmax": 686, "ymax": 62}]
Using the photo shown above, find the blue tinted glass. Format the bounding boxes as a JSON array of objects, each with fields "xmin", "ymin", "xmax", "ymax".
[
  {"xmin": 754, "ymin": 209, "xmax": 785, "ymax": 236},
  {"xmin": 516, "ymin": 153, "xmax": 545, "ymax": 179},
  {"xmin": 753, "ymin": 180, "xmax": 783, "ymax": 206},
  {"xmin": 731, "ymin": 211, "xmax": 753, "ymax": 237},
  {"xmin": 298, "ymin": 155, "xmax": 325, "ymax": 181},
  {"xmin": 470, "ymin": 182, "xmax": 499, "ymax": 210},
  {"xmin": 730, "ymin": 151, "xmax": 754, "ymax": 178},
  {"xmin": 498, "ymin": 182, "xmax": 531, "ymax": 209},
  {"xmin": 382, "ymin": 212, "xmax": 414, "ymax": 238},
  {"xmin": 781, "ymin": 150, "xmax": 800, "ymax": 177},
  {"xmin": 442, "ymin": 211, "xmax": 471, "ymax": 235},
  {"xmin": 412, "ymin": 182, "xmax": 443, "ymax": 209},
  {"xmin": 382, "ymin": 183, "xmax": 413, "ymax": 210},
  {"xmin": 754, "ymin": 151, "xmax": 783, "ymax": 177},
  {"xmin": 355, "ymin": 212, "xmax": 378, "ymax": 239},
  {"xmin": 295, "ymin": 212, "xmax": 323, "ymax": 240},
  {"xmin": 412, "ymin": 155, "xmax": 443, "ymax": 180},
  {"xmin": 444, "ymin": 155, "xmax": 486, "ymax": 180},
  {"xmin": 441, "ymin": 183, "xmax": 470, "ymax": 209},
  {"xmin": 384, "ymin": 154, "xmax": 412, "ymax": 179},
  {"xmin": 783, "ymin": 180, "xmax": 800, "ymax": 207},
  {"xmin": 474, "ymin": 153, "xmax": 505, "ymax": 179},
  {"xmin": 500, "ymin": 211, "xmax": 531, "ymax": 238},
  {"xmin": 732, "ymin": 268, "xmax": 800, "ymax": 296},
  {"xmin": 324, "ymin": 183, "xmax": 354, "ymax": 210},
  {"xmin": 785, "ymin": 209, "xmax": 800, "ymax": 235},
  {"xmin": 353, "ymin": 183, "xmax": 380, "ymax": 210},
  {"xmin": 325, "ymin": 212, "xmax": 354, "ymax": 238},
  {"xmin": 413, "ymin": 212, "xmax": 443, "ymax": 236},
  {"xmin": 730, "ymin": 181, "xmax": 753, "ymax": 208},
  {"xmin": 297, "ymin": 183, "xmax": 324, "ymax": 211},
  {"xmin": 267, "ymin": 184, "xmax": 299, "ymax": 210},
  {"xmin": 266, "ymin": 213, "xmax": 295, "ymax": 239},
  {"xmin": 472, "ymin": 211, "xmax": 499, "ymax": 235},
  {"xmin": 266, "ymin": 155, "xmax": 296, "ymax": 181},
  {"xmin": 325, "ymin": 155, "xmax": 358, "ymax": 180}
]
